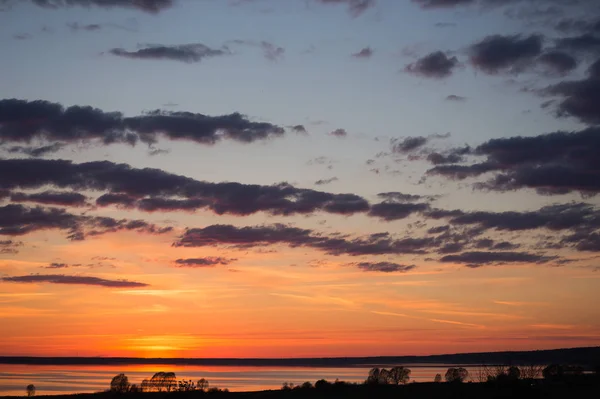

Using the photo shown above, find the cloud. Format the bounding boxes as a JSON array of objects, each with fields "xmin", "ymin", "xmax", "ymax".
[
  {"xmin": 376, "ymin": 192, "xmax": 426, "ymax": 202},
  {"xmin": 543, "ymin": 68, "xmax": 600, "ymax": 125},
  {"xmin": 446, "ymin": 95, "xmax": 466, "ymax": 102},
  {"xmin": 2, "ymin": 274, "xmax": 149, "ymax": 288},
  {"xmin": 13, "ymin": 0, "xmax": 174, "ymax": 13},
  {"xmin": 0, "ymin": 203, "xmax": 171, "ymax": 239},
  {"xmin": 7, "ymin": 143, "xmax": 64, "ymax": 157},
  {"xmin": 352, "ymin": 47, "xmax": 374, "ymax": 58},
  {"xmin": 405, "ymin": 51, "xmax": 459, "ymax": 78},
  {"xmin": 67, "ymin": 22, "xmax": 102, "ymax": 31},
  {"xmin": 391, "ymin": 136, "xmax": 428, "ymax": 153},
  {"xmin": 228, "ymin": 40, "xmax": 285, "ymax": 61},
  {"xmin": 315, "ymin": 177, "xmax": 338, "ymax": 185},
  {"xmin": 0, "ymin": 158, "xmax": 370, "ymax": 217},
  {"xmin": 427, "ymin": 146, "xmax": 471, "ymax": 165},
  {"xmin": 174, "ymin": 224, "xmax": 440, "ymax": 256},
  {"xmin": 354, "ymin": 262, "xmax": 417, "ymax": 273},
  {"xmin": 426, "ymin": 126, "xmax": 600, "ymax": 196},
  {"xmin": 314, "ymin": 0, "xmax": 375, "ymax": 16},
  {"xmin": 368, "ymin": 202, "xmax": 430, "ymax": 221},
  {"xmin": 537, "ymin": 51, "xmax": 578, "ymax": 76},
  {"xmin": 13, "ymin": 33, "xmax": 32, "ymax": 40},
  {"xmin": 412, "ymin": 0, "xmax": 474, "ymax": 8},
  {"xmin": 0, "ymin": 98, "xmax": 287, "ymax": 147},
  {"xmin": 329, "ymin": 128, "xmax": 348, "ymax": 138},
  {"xmin": 46, "ymin": 263, "xmax": 68, "ymax": 269},
  {"xmin": 174, "ymin": 257, "xmax": 236, "ymax": 267},
  {"xmin": 10, "ymin": 191, "xmax": 88, "ymax": 207},
  {"xmin": 555, "ymin": 34, "xmax": 600, "ymax": 56},
  {"xmin": 0, "ymin": 239, "xmax": 22, "ymax": 254},
  {"xmin": 428, "ymin": 202, "xmax": 600, "ymax": 253},
  {"xmin": 291, "ymin": 125, "xmax": 307, "ymax": 134},
  {"xmin": 109, "ymin": 43, "xmax": 230, "ymax": 63},
  {"xmin": 469, "ymin": 34, "xmax": 544, "ymax": 74},
  {"xmin": 439, "ymin": 251, "xmax": 556, "ymax": 267}
]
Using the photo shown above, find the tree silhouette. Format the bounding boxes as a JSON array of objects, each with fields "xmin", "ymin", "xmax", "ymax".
[
  {"xmin": 149, "ymin": 372, "xmax": 177, "ymax": 392},
  {"xmin": 366, "ymin": 368, "xmax": 381, "ymax": 384},
  {"xmin": 445, "ymin": 367, "xmax": 469, "ymax": 383},
  {"xmin": 388, "ymin": 366, "xmax": 411, "ymax": 384},
  {"xmin": 110, "ymin": 374, "xmax": 130, "ymax": 393},
  {"xmin": 26, "ymin": 384, "xmax": 35, "ymax": 397},
  {"xmin": 507, "ymin": 366, "xmax": 521, "ymax": 380},
  {"xmin": 197, "ymin": 378, "xmax": 209, "ymax": 391},
  {"xmin": 434, "ymin": 374, "xmax": 442, "ymax": 383}
]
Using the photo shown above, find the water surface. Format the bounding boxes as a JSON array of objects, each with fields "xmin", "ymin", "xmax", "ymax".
[{"xmin": 0, "ymin": 364, "xmax": 470, "ymax": 396}]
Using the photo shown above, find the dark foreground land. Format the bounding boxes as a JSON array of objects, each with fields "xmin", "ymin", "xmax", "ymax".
[{"xmin": 2, "ymin": 378, "xmax": 600, "ymax": 399}]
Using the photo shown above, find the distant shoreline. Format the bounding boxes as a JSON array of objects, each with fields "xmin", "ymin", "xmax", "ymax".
[{"xmin": 1, "ymin": 346, "xmax": 598, "ymax": 367}]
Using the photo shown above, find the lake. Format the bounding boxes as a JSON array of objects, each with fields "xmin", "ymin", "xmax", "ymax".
[{"xmin": 0, "ymin": 364, "xmax": 471, "ymax": 396}]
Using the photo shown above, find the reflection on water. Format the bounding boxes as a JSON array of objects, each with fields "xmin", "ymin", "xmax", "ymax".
[{"xmin": 0, "ymin": 364, "xmax": 471, "ymax": 396}]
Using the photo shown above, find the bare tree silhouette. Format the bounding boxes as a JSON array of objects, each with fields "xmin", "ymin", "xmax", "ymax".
[{"xmin": 110, "ymin": 374, "xmax": 130, "ymax": 393}]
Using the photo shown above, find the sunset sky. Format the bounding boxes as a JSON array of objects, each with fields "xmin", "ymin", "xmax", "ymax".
[{"xmin": 1, "ymin": 0, "xmax": 600, "ymax": 358}]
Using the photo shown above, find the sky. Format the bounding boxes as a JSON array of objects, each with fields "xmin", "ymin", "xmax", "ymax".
[{"xmin": 0, "ymin": 0, "xmax": 600, "ymax": 358}]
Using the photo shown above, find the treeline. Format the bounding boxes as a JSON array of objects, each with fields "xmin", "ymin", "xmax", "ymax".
[{"xmin": 109, "ymin": 372, "xmax": 225, "ymax": 393}]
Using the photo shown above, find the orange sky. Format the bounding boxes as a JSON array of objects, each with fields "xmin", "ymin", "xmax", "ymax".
[{"xmin": 2, "ymin": 227, "xmax": 599, "ymax": 358}]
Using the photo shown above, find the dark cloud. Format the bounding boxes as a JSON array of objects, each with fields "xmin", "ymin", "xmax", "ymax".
[
  {"xmin": 368, "ymin": 202, "xmax": 430, "ymax": 221},
  {"xmin": 174, "ymin": 224, "xmax": 439, "ymax": 256},
  {"xmin": 376, "ymin": 192, "xmax": 426, "ymax": 202},
  {"xmin": 329, "ymin": 128, "xmax": 348, "ymax": 138},
  {"xmin": 109, "ymin": 43, "xmax": 230, "ymax": 63},
  {"xmin": 555, "ymin": 34, "xmax": 600, "ymax": 56},
  {"xmin": 469, "ymin": 34, "xmax": 544, "ymax": 74},
  {"xmin": 430, "ymin": 202, "xmax": 600, "ymax": 253},
  {"xmin": 10, "ymin": 191, "xmax": 87, "ymax": 207},
  {"xmin": 0, "ymin": 158, "xmax": 370, "ymax": 217},
  {"xmin": 448, "ymin": 203, "xmax": 600, "ymax": 233},
  {"xmin": 0, "ymin": 239, "xmax": 22, "ymax": 254},
  {"xmin": 405, "ymin": 51, "xmax": 459, "ymax": 78},
  {"xmin": 315, "ymin": 177, "xmax": 338, "ymax": 185},
  {"xmin": 543, "ymin": 72, "xmax": 600, "ymax": 125},
  {"xmin": 427, "ymin": 146, "xmax": 471, "ymax": 165},
  {"xmin": 427, "ymin": 163, "xmax": 496, "ymax": 179},
  {"xmin": 449, "ymin": 127, "xmax": 600, "ymax": 195},
  {"xmin": 314, "ymin": 0, "xmax": 375, "ymax": 16},
  {"xmin": 589, "ymin": 58, "xmax": 600, "ymax": 78},
  {"xmin": 438, "ymin": 242, "xmax": 465, "ymax": 254},
  {"xmin": 17, "ymin": 0, "xmax": 174, "ymax": 13},
  {"xmin": 0, "ymin": 203, "xmax": 171, "ymax": 239},
  {"xmin": 291, "ymin": 125, "xmax": 307, "ymax": 134},
  {"xmin": 174, "ymin": 257, "xmax": 236, "ymax": 267},
  {"xmin": 7, "ymin": 143, "xmax": 64, "ymax": 157},
  {"xmin": 439, "ymin": 251, "xmax": 556, "ymax": 267},
  {"xmin": 2, "ymin": 274, "xmax": 148, "ymax": 287},
  {"xmin": 95, "ymin": 193, "xmax": 136, "ymax": 208},
  {"xmin": 412, "ymin": 0, "xmax": 474, "ymax": 8},
  {"xmin": 67, "ymin": 22, "xmax": 102, "ymax": 31},
  {"xmin": 446, "ymin": 95, "xmax": 466, "ymax": 101},
  {"xmin": 0, "ymin": 98, "xmax": 287, "ymax": 147},
  {"xmin": 354, "ymin": 262, "xmax": 416, "ymax": 273},
  {"xmin": 391, "ymin": 136, "xmax": 428, "ymax": 153},
  {"xmin": 352, "ymin": 47, "xmax": 374, "ymax": 58},
  {"xmin": 46, "ymin": 263, "xmax": 68, "ymax": 269},
  {"xmin": 537, "ymin": 51, "xmax": 578, "ymax": 76}
]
